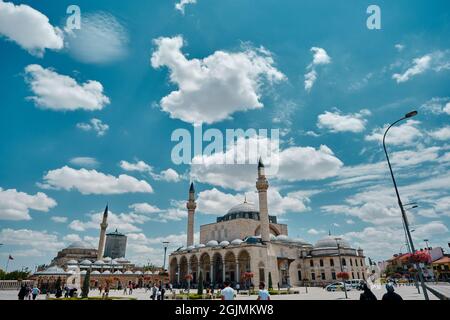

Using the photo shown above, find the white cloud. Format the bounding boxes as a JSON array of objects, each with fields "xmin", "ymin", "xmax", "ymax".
[
  {"xmin": 39, "ymin": 166, "xmax": 153, "ymax": 195},
  {"xmin": 120, "ymin": 160, "xmax": 181, "ymax": 182},
  {"xmin": 69, "ymin": 157, "xmax": 100, "ymax": 168},
  {"xmin": 51, "ymin": 216, "xmax": 68, "ymax": 223},
  {"xmin": 65, "ymin": 12, "xmax": 128, "ymax": 64},
  {"xmin": 304, "ymin": 47, "xmax": 331, "ymax": 92},
  {"xmin": 120, "ymin": 160, "xmax": 152, "ymax": 173},
  {"xmin": 365, "ymin": 120, "xmax": 422, "ymax": 145},
  {"xmin": 25, "ymin": 64, "xmax": 110, "ymax": 111},
  {"xmin": 395, "ymin": 44, "xmax": 405, "ymax": 52},
  {"xmin": 63, "ymin": 234, "xmax": 82, "ymax": 242},
  {"xmin": 129, "ymin": 203, "xmax": 162, "ymax": 214},
  {"xmin": 0, "ymin": 1, "xmax": 63, "ymax": 56},
  {"xmin": 307, "ymin": 228, "xmax": 326, "ymax": 235},
  {"xmin": 155, "ymin": 168, "xmax": 181, "ymax": 182},
  {"xmin": 151, "ymin": 36, "xmax": 285, "ymax": 125},
  {"xmin": 69, "ymin": 210, "xmax": 150, "ymax": 233},
  {"xmin": 444, "ymin": 102, "xmax": 450, "ymax": 115},
  {"xmin": 0, "ymin": 188, "xmax": 57, "ymax": 221},
  {"xmin": 428, "ymin": 126, "xmax": 450, "ymax": 141},
  {"xmin": 0, "ymin": 228, "xmax": 63, "ymax": 255},
  {"xmin": 77, "ymin": 119, "xmax": 109, "ymax": 136},
  {"xmin": 317, "ymin": 109, "xmax": 371, "ymax": 133},
  {"xmin": 191, "ymin": 135, "xmax": 342, "ymax": 190},
  {"xmin": 393, "ymin": 51, "xmax": 450, "ymax": 83},
  {"xmin": 175, "ymin": 0, "xmax": 197, "ymax": 14},
  {"xmin": 346, "ymin": 219, "xmax": 355, "ymax": 225},
  {"xmin": 393, "ymin": 55, "xmax": 431, "ymax": 83}
]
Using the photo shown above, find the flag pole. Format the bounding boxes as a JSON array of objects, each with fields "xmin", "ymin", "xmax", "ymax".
[{"xmin": 5, "ymin": 255, "xmax": 11, "ymax": 273}]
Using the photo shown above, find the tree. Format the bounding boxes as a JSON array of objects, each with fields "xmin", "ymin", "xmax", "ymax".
[
  {"xmin": 197, "ymin": 271, "xmax": 203, "ymax": 295},
  {"xmin": 268, "ymin": 272, "xmax": 273, "ymax": 290},
  {"xmin": 81, "ymin": 270, "xmax": 91, "ymax": 299}
]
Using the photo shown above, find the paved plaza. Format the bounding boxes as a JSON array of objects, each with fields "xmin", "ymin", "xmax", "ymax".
[{"xmin": 0, "ymin": 285, "xmax": 444, "ymax": 300}]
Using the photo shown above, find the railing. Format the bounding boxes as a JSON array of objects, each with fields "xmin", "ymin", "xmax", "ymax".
[{"xmin": 0, "ymin": 280, "xmax": 35, "ymax": 290}]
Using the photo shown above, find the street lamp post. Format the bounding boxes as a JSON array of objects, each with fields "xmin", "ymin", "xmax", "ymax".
[
  {"xmin": 334, "ymin": 238, "xmax": 348, "ymax": 299},
  {"xmin": 162, "ymin": 241, "xmax": 170, "ymax": 271},
  {"xmin": 382, "ymin": 111, "xmax": 429, "ymax": 300}
]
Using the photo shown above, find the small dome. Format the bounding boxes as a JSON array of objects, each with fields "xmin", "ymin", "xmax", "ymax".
[
  {"xmin": 270, "ymin": 234, "xmax": 277, "ymax": 241},
  {"xmin": 114, "ymin": 271, "xmax": 122, "ymax": 275},
  {"xmin": 80, "ymin": 270, "xmax": 87, "ymax": 275},
  {"xmin": 206, "ymin": 240, "xmax": 219, "ymax": 247},
  {"xmin": 91, "ymin": 271, "xmax": 100, "ymax": 275},
  {"xmin": 67, "ymin": 260, "xmax": 78, "ymax": 265},
  {"xmin": 145, "ymin": 271, "xmax": 153, "ymax": 275},
  {"xmin": 219, "ymin": 241, "xmax": 230, "ymax": 247},
  {"xmin": 135, "ymin": 271, "xmax": 143, "ymax": 275},
  {"xmin": 187, "ymin": 245, "xmax": 196, "ymax": 251},
  {"xmin": 231, "ymin": 239, "xmax": 243, "ymax": 245},
  {"xmin": 116, "ymin": 257, "xmax": 129, "ymax": 263},
  {"xmin": 102, "ymin": 270, "xmax": 111, "ymax": 275},
  {"xmin": 315, "ymin": 236, "xmax": 350, "ymax": 249},
  {"xmin": 195, "ymin": 244, "xmax": 205, "ymax": 248},
  {"xmin": 103, "ymin": 257, "xmax": 112, "ymax": 262},
  {"xmin": 124, "ymin": 270, "xmax": 133, "ymax": 275},
  {"xmin": 80, "ymin": 259, "xmax": 92, "ymax": 265},
  {"xmin": 94, "ymin": 260, "xmax": 105, "ymax": 265}
]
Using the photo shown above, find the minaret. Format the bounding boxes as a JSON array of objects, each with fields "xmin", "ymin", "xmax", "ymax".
[
  {"xmin": 186, "ymin": 183, "xmax": 196, "ymax": 247},
  {"xmin": 97, "ymin": 204, "xmax": 108, "ymax": 260},
  {"xmin": 256, "ymin": 158, "xmax": 270, "ymax": 242}
]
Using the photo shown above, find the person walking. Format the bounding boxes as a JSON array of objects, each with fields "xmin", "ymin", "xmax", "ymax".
[
  {"xmin": 18, "ymin": 284, "xmax": 26, "ymax": 300},
  {"xmin": 151, "ymin": 283, "xmax": 158, "ymax": 300},
  {"xmin": 31, "ymin": 286, "xmax": 40, "ymax": 300},
  {"xmin": 257, "ymin": 282, "xmax": 270, "ymax": 301},
  {"xmin": 359, "ymin": 283, "xmax": 377, "ymax": 301},
  {"xmin": 382, "ymin": 283, "xmax": 403, "ymax": 301},
  {"xmin": 221, "ymin": 281, "xmax": 235, "ymax": 301}
]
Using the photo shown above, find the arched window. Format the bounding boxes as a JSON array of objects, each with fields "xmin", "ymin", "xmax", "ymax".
[
  {"xmin": 350, "ymin": 259, "xmax": 353, "ymax": 266},
  {"xmin": 319, "ymin": 259, "xmax": 324, "ymax": 267},
  {"xmin": 342, "ymin": 258, "xmax": 346, "ymax": 266},
  {"xmin": 330, "ymin": 259, "xmax": 334, "ymax": 267},
  {"xmin": 309, "ymin": 260, "xmax": 314, "ymax": 267},
  {"xmin": 355, "ymin": 259, "xmax": 358, "ymax": 267}
]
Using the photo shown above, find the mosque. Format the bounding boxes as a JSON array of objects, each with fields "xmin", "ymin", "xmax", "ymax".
[{"xmin": 169, "ymin": 160, "xmax": 367, "ymax": 288}]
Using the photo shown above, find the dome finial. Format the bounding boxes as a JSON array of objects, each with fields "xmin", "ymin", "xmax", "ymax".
[
  {"xmin": 258, "ymin": 157, "xmax": 265, "ymax": 168},
  {"xmin": 244, "ymin": 194, "xmax": 247, "ymax": 203}
]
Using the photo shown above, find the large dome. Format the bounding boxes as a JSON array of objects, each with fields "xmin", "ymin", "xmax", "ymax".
[
  {"xmin": 67, "ymin": 241, "xmax": 95, "ymax": 250},
  {"xmin": 314, "ymin": 236, "xmax": 350, "ymax": 249},
  {"xmin": 227, "ymin": 202, "xmax": 259, "ymax": 215}
]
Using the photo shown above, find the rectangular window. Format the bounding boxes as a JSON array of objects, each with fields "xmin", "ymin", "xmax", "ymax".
[
  {"xmin": 298, "ymin": 270, "xmax": 302, "ymax": 281},
  {"xmin": 331, "ymin": 272, "xmax": 336, "ymax": 280},
  {"xmin": 350, "ymin": 259, "xmax": 353, "ymax": 266},
  {"xmin": 310, "ymin": 260, "xmax": 314, "ymax": 267},
  {"xmin": 330, "ymin": 259, "xmax": 334, "ymax": 267},
  {"xmin": 311, "ymin": 273, "xmax": 316, "ymax": 281},
  {"xmin": 352, "ymin": 272, "xmax": 355, "ymax": 279},
  {"xmin": 355, "ymin": 259, "xmax": 358, "ymax": 267},
  {"xmin": 320, "ymin": 260, "xmax": 324, "ymax": 267},
  {"xmin": 321, "ymin": 273, "xmax": 326, "ymax": 280}
]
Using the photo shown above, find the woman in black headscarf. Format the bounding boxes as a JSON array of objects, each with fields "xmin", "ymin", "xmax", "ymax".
[{"xmin": 360, "ymin": 283, "xmax": 378, "ymax": 300}]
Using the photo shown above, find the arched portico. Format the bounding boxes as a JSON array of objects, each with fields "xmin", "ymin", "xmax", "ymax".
[
  {"xmin": 224, "ymin": 251, "xmax": 237, "ymax": 283},
  {"xmin": 169, "ymin": 257, "xmax": 178, "ymax": 285},
  {"xmin": 199, "ymin": 253, "xmax": 211, "ymax": 284},
  {"xmin": 212, "ymin": 252, "xmax": 223, "ymax": 285},
  {"xmin": 238, "ymin": 250, "xmax": 251, "ymax": 287},
  {"xmin": 189, "ymin": 255, "xmax": 199, "ymax": 285}
]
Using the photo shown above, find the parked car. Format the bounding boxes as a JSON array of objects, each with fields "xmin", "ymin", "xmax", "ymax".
[
  {"xmin": 345, "ymin": 279, "xmax": 365, "ymax": 290},
  {"xmin": 325, "ymin": 282, "xmax": 351, "ymax": 292}
]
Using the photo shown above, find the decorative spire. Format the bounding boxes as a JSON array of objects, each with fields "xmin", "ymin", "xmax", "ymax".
[
  {"xmin": 258, "ymin": 157, "xmax": 265, "ymax": 168},
  {"xmin": 189, "ymin": 182, "xmax": 195, "ymax": 193},
  {"xmin": 103, "ymin": 204, "xmax": 109, "ymax": 218},
  {"xmin": 244, "ymin": 194, "xmax": 247, "ymax": 203}
]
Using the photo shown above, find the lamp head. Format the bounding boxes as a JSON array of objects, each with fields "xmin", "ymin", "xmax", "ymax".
[{"xmin": 405, "ymin": 111, "xmax": 418, "ymax": 118}]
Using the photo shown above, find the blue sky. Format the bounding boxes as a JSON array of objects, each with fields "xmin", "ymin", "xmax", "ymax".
[{"xmin": 0, "ymin": 0, "xmax": 449, "ymax": 271}]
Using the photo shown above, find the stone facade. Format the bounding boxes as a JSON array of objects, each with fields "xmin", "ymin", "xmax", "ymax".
[{"xmin": 169, "ymin": 162, "xmax": 367, "ymax": 289}]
